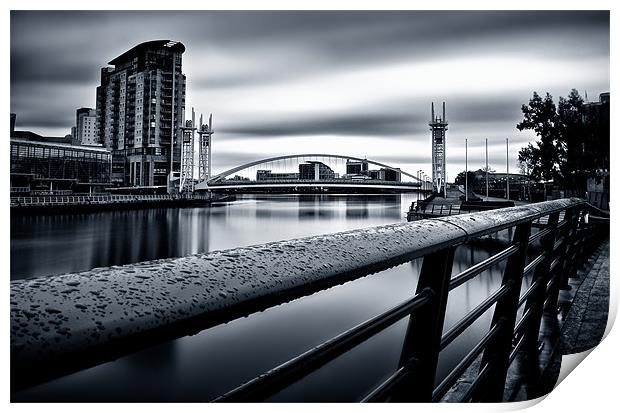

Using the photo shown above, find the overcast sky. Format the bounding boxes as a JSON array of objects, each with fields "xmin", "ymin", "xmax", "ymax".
[{"xmin": 10, "ymin": 11, "xmax": 609, "ymax": 179}]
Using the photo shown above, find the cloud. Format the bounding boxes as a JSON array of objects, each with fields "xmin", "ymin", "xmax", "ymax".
[
  {"xmin": 10, "ymin": 10, "xmax": 609, "ymax": 181},
  {"xmin": 220, "ymin": 112, "xmax": 421, "ymax": 138}
]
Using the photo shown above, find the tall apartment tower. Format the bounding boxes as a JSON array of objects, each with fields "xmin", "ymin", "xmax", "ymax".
[
  {"xmin": 95, "ymin": 40, "xmax": 186, "ymax": 187},
  {"xmin": 72, "ymin": 108, "xmax": 99, "ymax": 146},
  {"xmin": 430, "ymin": 102, "xmax": 448, "ymax": 194}
]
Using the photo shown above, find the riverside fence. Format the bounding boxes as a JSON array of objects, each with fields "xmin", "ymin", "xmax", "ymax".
[{"xmin": 10, "ymin": 198, "xmax": 608, "ymax": 401}]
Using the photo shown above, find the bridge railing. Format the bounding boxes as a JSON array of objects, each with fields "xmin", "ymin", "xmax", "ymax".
[{"xmin": 10, "ymin": 199, "xmax": 608, "ymax": 401}]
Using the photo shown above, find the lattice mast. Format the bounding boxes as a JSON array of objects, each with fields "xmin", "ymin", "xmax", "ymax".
[
  {"xmin": 179, "ymin": 108, "xmax": 197, "ymax": 193},
  {"xmin": 430, "ymin": 102, "xmax": 448, "ymax": 195},
  {"xmin": 197, "ymin": 113, "xmax": 214, "ymax": 183}
]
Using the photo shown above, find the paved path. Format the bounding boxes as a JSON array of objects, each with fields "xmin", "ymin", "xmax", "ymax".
[
  {"xmin": 442, "ymin": 237, "xmax": 610, "ymax": 402},
  {"xmin": 561, "ymin": 240, "xmax": 610, "ymax": 354}
]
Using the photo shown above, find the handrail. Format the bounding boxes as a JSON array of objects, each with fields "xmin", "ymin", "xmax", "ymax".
[
  {"xmin": 433, "ymin": 322, "xmax": 503, "ymax": 401},
  {"xmin": 449, "ymin": 245, "xmax": 519, "ymax": 290},
  {"xmin": 440, "ymin": 283, "xmax": 512, "ymax": 351},
  {"xmin": 11, "ymin": 198, "xmax": 601, "ymax": 401},
  {"xmin": 214, "ymin": 288, "xmax": 433, "ymax": 402}
]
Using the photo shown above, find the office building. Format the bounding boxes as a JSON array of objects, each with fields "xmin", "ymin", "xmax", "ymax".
[
  {"xmin": 299, "ymin": 161, "xmax": 336, "ymax": 180},
  {"xmin": 256, "ymin": 170, "xmax": 299, "ymax": 181},
  {"xmin": 346, "ymin": 159, "xmax": 369, "ymax": 175},
  {"xmin": 95, "ymin": 40, "xmax": 186, "ymax": 187},
  {"xmin": 72, "ymin": 108, "xmax": 99, "ymax": 146}
]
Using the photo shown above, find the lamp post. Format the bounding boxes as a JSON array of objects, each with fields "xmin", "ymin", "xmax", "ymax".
[
  {"xmin": 419, "ymin": 170, "xmax": 424, "ymax": 200},
  {"xmin": 506, "ymin": 138, "xmax": 510, "ymax": 201},
  {"xmin": 485, "ymin": 137, "xmax": 489, "ymax": 201},
  {"xmin": 465, "ymin": 138, "xmax": 468, "ymax": 202}
]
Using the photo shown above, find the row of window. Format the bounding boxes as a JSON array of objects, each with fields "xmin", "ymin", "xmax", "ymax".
[{"xmin": 11, "ymin": 144, "xmax": 111, "ymax": 161}]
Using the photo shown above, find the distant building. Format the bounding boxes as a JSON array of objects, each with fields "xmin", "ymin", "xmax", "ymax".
[
  {"xmin": 10, "ymin": 138, "xmax": 111, "ymax": 193},
  {"xmin": 346, "ymin": 159, "xmax": 369, "ymax": 175},
  {"xmin": 72, "ymin": 108, "xmax": 99, "ymax": 146},
  {"xmin": 95, "ymin": 40, "xmax": 187, "ymax": 187},
  {"xmin": 10, "ymin": 113, "xmax": 111, "ymax": 193},
  {"xmin": 368, "ymin": 168, "xmax": 401, "ymax": 182},
  {"xmin": 256, "ymin": 170, "xmax": 300, "ymax": 181},
  {"xmin": 299, "ymin": 161, "xmax": 336, "ymax": 180}
]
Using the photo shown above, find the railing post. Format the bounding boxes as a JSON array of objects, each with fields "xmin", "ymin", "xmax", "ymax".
[
  {"xmin": 573, "ymin": 208, "xmax": 591, "ymax": 272},
  {"xmin": 549, "ymin": 208, "xmax": 579, "ymax": 310},
  {"xmin": 391, "ymin": 247, "xmax": 456, "ymax": 402},
  {"xmin": 475, "ymin": 222, "xmax": 531, "ymax": 402},
  {"xmin": 522, "ymin": 212, "xmax": 559, "ymax": 354}
]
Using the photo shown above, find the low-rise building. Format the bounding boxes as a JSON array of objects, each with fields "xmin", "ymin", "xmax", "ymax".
[
  {"xmin": 10, "ymin": 138, "xmax": 111, "ymax": 194},
  {"xmin": 299, "ymin": 161, "xmax": 336, "ymax": 180},
  {"xmin": 256, "ymin": 170, "xmax": 299, "ymax": 181}
]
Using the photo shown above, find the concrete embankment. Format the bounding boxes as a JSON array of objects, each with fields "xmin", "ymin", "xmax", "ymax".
[{"xmin": 10, "ymin": 194, "xmax": 234, "ymax": 214}]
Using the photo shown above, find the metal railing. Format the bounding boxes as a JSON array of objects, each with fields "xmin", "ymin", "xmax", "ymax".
[
  {"xmin": 10, "ymin": 199, "xmax": 608, "ymax": 401},
  {"xmin": 413, "ymin": 202, "xmax": 462, "ymax": 216},
  {"xmin": 9, "ymin": 193, "xmax": 211, "ymax": 207},
  {"xmin": 214, "ymin": 198, "xmax": 604, "ymax": 402}
]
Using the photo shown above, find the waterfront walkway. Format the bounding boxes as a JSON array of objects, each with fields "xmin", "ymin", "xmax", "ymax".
[
  {"xmin": 443, "ymin": 239, "xmax": 610, "ymax": 402},
  {"xmin": 560, "ymin": 240, "xmax": 610, "ymax": 354},
  {"xmin": 507, "ymin": 239, "xmax": 610, "ymax": 399}
]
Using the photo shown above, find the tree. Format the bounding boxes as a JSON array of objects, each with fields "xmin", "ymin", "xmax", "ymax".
[
  {"xmin": 517, "ymin": 89, "xmax": 609, "ymax": 192},
  {"xmin": 517, "ymin": 92, "xmax": 562, "ymax": 183},
  {"xmin": 454, "ymin": 170, "xmax": 478, "ymax": 188}
]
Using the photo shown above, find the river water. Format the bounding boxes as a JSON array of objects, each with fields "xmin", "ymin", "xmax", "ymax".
[{"xmin": 11, "ymin": 194, "xmax": 521, "ymax": 402}]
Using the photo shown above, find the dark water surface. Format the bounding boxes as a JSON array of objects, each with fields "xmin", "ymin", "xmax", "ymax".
[{"xmin": 11, "ymin": 194, "xmax": 522, "ymax": 402}]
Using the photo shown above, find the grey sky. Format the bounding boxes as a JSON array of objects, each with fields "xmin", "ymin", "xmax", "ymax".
[{"xmin": 10, "ymin": 10, "xmax": 609, "ymax": 179}]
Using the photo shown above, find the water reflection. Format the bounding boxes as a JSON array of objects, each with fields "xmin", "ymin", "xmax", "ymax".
[{"xmin": 11, "ymin": 194, "xmax": 414, "ymax": 280}]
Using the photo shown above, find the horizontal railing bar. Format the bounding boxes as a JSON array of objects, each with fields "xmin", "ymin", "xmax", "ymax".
[
  {"xmin": 460, "ymin": 361, "xmax": 492, "ymax": 402},
  {"xmin": 433, "ymin": 323, "xmax": 502, "ymax": 401},
  {"xmin": 518, "ymin": 278, "xmax": 543, "ymax": 308},
  {"xmin": 523, "ymin": 252, "xmax": 547, "ymax": 275},
  {"xmin": 549, "ymin": 257, "xmax": 561, "ymax": 274},
  {"xmin": 509, "ymin": 335, "xmax": 527, "ymax": 365},
  {"xmin": 360, "ymin": 359, "xmax": 419, "ymax": 402},
  {"xmin": 449, "ymin": 245, "xmax": 519, "ymax": 291},
  {"xmin": 528, "ymin": 227, "xmax": 553, "ymax": 244},
  {"xmin": 214, "ymin": 289, "xmax": 433, "ymax": 402},
  {"xmin": 440, "ymin": 283, "xmax": 512, "ymax": 350},
  {"xmin": 553, "ymin": 237, "xmax": 566, "ymax": 253},
  {"xmin": 513, "ymin": 308, "xmax": 534, "ymax": 338}
]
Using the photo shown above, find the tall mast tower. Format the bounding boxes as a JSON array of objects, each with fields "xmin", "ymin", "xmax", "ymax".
[
  {"xmin": 179, "ymin": 108, "xmax": 197, "ymax": 193},
  {"xmin": 430, "ymin": 102, "xmax": 448, "ymax": 194},
  {"xmin": 197, "ymin": 113, "xmax": 214, "ymax": 183}
]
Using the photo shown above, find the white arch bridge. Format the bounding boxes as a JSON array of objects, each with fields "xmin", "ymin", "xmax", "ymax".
[{"xmin": 194, "ymin": 154, "xmax": 431, "ymax": 193}]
